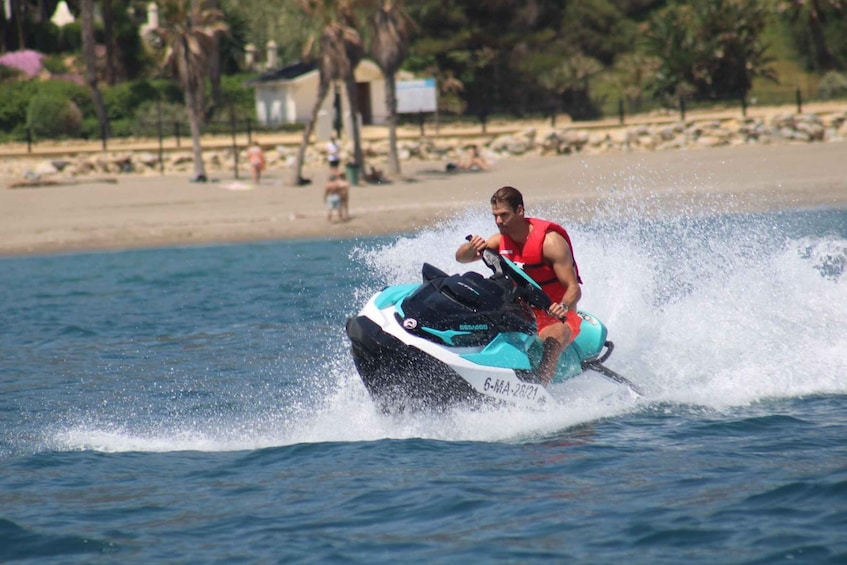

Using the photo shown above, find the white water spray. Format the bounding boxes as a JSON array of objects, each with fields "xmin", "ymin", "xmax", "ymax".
[{"xmin": 50, "ymin": 205, "xmax": 846, "ymax": 453}]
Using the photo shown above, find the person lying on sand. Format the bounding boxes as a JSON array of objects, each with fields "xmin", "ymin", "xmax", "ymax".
[{"xmin": 446, "ymin": 144, "xmax": 490, "ymax": 173}]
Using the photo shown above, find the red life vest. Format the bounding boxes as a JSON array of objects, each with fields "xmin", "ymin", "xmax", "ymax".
[{"xmin": 498, "ymin": 218, "xmax": 581, "ymax": 303}]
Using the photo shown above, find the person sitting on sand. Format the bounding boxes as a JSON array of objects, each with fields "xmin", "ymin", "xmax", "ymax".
[
  {"xmin": 458, "ymin": 144, "xmax": 489, "ymax": 171},
  {"xmin": 364, "ymin": 165, "xmax": 389, "ymax": 184}
]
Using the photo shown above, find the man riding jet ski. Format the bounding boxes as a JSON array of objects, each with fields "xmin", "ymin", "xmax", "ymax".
[
  {"xmin": 457, "ymin": 186, "xmax": 583, "ymax": 386},
  {"xmin": 346, "ymin": 232, "xmax": 638, "ymax": 410}
]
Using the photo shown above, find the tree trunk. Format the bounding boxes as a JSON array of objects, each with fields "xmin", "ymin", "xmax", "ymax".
[
  {"xmin": 290, "ymin": 75, "xmax": 331, "ymax": 186},
  {"xmin": 81, "ymin": 0, "xmax": 109, "ymax": 140},
  {"xmin": 807, "ymin": 6, "xmax": 834, "ymax": 70},
  {"xmin": 383, "ymin": 69, "xmax": 401, "ymax": 176},
  {"xmin": 343, "ymin": 74, "xmax": 364, "ymax": 172},
  {"xmin": 13, "ymin": 0, "xmax": 25, "ymax": 50},
  {"xmin": 185, "ymin": 84, "xmax": 207, "ymax": 181},
  {"xmin": 182, "ymin": 61, "xmax": 207, "ymax": 181},
  {"xmin": 102, "ymin": 0, "xmax": 118, "ymax": 84}
]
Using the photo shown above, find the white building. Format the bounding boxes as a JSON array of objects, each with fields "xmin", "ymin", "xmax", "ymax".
[{"xmin": 246, "ymin": 59, "xmax": 387, "ymax": 139}]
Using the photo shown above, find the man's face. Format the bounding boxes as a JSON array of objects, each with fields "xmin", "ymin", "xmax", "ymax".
[{"xmin": 492, "ymin": 202, "xmax": 523, "ymax": 234}]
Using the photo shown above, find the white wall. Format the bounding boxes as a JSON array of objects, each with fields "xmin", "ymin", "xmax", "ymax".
[
  {"xmin": 370, "ymin": 78, "xmax": 387, "ymax": 125},
  {"xmin": 252, "ymin": 61, "xmax": 390, "ymax": 128}
]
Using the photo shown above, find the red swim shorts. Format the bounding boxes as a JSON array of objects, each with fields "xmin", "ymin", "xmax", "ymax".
[{"xmin": 533, "ymin": 308, "xmax": 582, "ymax": 342}]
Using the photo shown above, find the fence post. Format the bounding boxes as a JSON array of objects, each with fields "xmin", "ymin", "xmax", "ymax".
[
  {"xmin": 246, "ymin": 117, "xmax": 252, "ymax": 146},
  {"xmin": 741, "ymin": 97, "xmax": 747, "ymax": 118},
  {"xmin": 26, "ymin": 127, "xmax": 32, "ymax": 154},
  {"xmin": 101, "ymin": 122, "xmax": 107, "ymax": 151},
  {"xmin": 796, "ymin": 88, "xmax": 803, "ymax": 114},
  {"xmin": 174, "ymin": 121, "xmax": 181, "ymax": 148},
  {"xmin": 418, "ymin": 111, "xmax": 425, "ymax": 136},
  {"xmin": 479, "ymin": 109, "xmax": 488, "ymax": 134},
  {"xmin": 230, "ymin": 106, "xmax": 239, "ymax": 180},
  {"xmin": 157, "ymin": 99, "xmax": 164, "ymax": 174},
  {"xmin": 618, "ymin": 98, "xmax": 625, "ymax": 125},
  {"xmin": 679, "ymin": 96, "xmax": 686, "ymax": 121}
]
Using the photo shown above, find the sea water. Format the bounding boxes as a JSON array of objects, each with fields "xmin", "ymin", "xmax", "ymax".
[{"xmin": 1, "ymin": 204, "xmax": 845, "ymax": 563}]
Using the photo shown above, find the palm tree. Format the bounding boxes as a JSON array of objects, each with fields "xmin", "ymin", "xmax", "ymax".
[
  {"xmin": 81, "ymin": 0, "xmax": 109, "ymax": 144},
  {"xmin": 779, "ymin": 0, "xmax": 847, "ymax": 70},
  {"xmin": 153, "ymin": 0, "xmax": 228, "ymax": 182},
  {"xmin": 290, "ymin": 0, "xmax": 365, "ymax": 186},
  {"xmin": 538, "ymin": 51, "xmax": 604, "ymax": 120},
  {"xmin": 369, "ymin": 0, "xmax": 415, "ymax": 176}
]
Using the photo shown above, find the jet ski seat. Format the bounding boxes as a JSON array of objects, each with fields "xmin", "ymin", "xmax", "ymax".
[{"xmin": 422, "ymin": 262, "xmax": 449, "ymax": 282}]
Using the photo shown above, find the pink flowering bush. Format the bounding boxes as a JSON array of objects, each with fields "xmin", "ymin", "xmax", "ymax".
[{"xmin": 0, "ymin": 50, "xmax": 45, "ymax": 78}]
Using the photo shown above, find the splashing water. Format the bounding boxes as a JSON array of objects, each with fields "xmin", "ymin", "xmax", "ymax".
[
  {"xmin": 27, "ymin": 204, "xmax": 847, "ymax": 454},
  {"xmin": 351, "ymin": 204, "xmax": 847, "ymax": 413}
]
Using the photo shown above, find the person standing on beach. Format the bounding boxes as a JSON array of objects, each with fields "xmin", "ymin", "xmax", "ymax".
[
  {"xmin": 327, "ymin": 134, "xmax": 341, "ymax": 171},
  {"xmin": 247, "ymin": 141, "xmax": 266, "ymax": 185},
  {"xmin": 455, "ymin": 186, "xmax": 582, "ymax": 385},
  {"xmin": 324, "ymin": 174, "xmax": 343, "ymax": 222},
  {"xmin": 337, "ymin": 171, "xmax": 350, "ymax": 221}
]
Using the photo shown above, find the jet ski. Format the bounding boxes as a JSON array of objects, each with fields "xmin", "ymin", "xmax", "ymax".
[{"xmin": 346, "ymin": 247, "xmax": 640, "ymax": 411}]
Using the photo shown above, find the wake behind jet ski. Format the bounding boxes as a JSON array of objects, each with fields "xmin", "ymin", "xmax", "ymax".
[{"xmin": 346, "ymin": 248, "xmax": 640, "ymax": 412}]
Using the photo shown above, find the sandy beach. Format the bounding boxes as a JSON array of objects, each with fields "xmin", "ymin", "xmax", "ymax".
[{"xmin": 2, "ymin": 141, "xmax": 846, "ymax": 257}]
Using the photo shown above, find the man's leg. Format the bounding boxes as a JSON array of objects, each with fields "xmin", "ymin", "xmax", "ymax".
[{"xmin": 536, "ymin": 323, "xmax": 572, "ymax": 386}]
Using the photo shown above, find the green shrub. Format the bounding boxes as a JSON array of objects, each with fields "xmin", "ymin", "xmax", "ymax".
[
  {"xmin": 35, "ymin": 80, "xmax": 94, "ymax": 119},
  {"xmin": 57, "ymin": 22, "xmax": 83, "ymax": 52},
  {"xmin": 27, "ymin": 93, "xmax": 83, "ymax": 139},
  {"xmin": 818, "ymin": 71, "xmax": 847, "ymax": 100},
  {"xmin": 103, "ymin": 79, "xmax": 160, "ymax": 120},
  {"xmin": 0, "ymin": 80, "xmax": 38, "ymax": 130},
  {"xmin": 219, "ymin": 73, "xmax": 257, "ymax": 112},
  {"xmin": 109, "ymin": 118, "xmax": 134, "ymax": 138},
  {"xmin": 132, "ymin": 100, "xmax": 189, "ymax": 137},
  {"xmin": 26, "ymin": 21, "xmax": 61, "ymax": 54},
  {"xmin": 42, "ymin": 54, "xmax": 69, "ymax": 75},
  {"xmin": 0, "ymin": 65, "xmax": 25, "ymax": 82},
  {"xmin": 148, "ymin": 78, "xmax": 185, "ymax": 105},
  {"xmin": 80, "ymin": 117, "xmax": 132, "ymax": 139}
]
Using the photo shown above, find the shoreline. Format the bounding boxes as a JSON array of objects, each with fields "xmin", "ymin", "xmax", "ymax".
[{"xmin": 2, "ymin": 141, "xmax": 847, "ymax": 258}]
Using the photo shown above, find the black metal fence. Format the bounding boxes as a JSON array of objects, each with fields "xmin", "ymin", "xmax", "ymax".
[
  {"xmin": 406, "ymin": 88, "xmax": 839, "ymax": 136},
  {"xmin": 17, "ymin": 89, "xmax": 845, "ymax": 154}
]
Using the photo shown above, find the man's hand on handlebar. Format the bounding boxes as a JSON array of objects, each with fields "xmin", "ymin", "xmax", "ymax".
[
  {"xmin": 465, "ymin": 234, "xmax": 488, "ymax": 256},
  {"xmin": 547, "ymin": 302, "xmax": 568, "ymax": 322}
]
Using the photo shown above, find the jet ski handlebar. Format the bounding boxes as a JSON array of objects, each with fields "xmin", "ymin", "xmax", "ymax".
[{"xmin": 465, "ymin": 235, "xmax": 559, "ymax": 317}]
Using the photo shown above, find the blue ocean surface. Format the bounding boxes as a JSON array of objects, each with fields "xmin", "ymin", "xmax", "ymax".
[{"xmin": 1, "ymin": 204, "xmax": 846, "ymax": 564}]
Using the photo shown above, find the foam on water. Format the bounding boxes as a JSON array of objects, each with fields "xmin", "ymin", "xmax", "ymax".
[{"xmin": 45, "ymin": 202, "xmax": 846, "ymax": 454}]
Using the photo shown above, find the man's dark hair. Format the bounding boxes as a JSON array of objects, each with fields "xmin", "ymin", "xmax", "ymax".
[{"xmin": 490, "ymin": 186, "xmax": 524, "ymax": 211}]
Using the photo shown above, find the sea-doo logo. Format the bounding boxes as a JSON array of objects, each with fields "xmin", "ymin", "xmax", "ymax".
[
  {"xmin": 459, "ymin": 324, "xmax": 488, "ymax": 331},
  {"xmin": 403, "ymin": 318, "xmax": 418, "ymax": 329},
  {"xmin": 579, "ymin": 313, "xmax": 598, "ymax": 326}
]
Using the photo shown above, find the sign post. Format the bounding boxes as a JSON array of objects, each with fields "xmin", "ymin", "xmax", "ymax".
[{"xmin": 396, "ymin": 78, "xmax": 438, "ymax": 135}]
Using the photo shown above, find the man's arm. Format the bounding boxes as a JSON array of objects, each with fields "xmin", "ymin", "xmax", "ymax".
[
  {"xmin": 543, "ymin": 231, "xmax": 582, "ymax": 311},
  {"xmin": 456, "ymin": 233, "xmax": 500, "ymax": 263}
]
